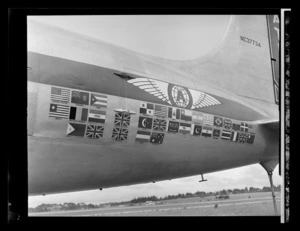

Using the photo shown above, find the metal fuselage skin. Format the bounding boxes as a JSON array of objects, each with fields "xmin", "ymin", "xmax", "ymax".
[{"xmin": 28, "ymin": 15, "xmax": 279, "ymax": 195}]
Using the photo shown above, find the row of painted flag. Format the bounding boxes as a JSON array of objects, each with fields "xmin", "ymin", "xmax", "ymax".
[
  {"xmin": 139, "ymin": 102, "xmax": 254, "ymax": 133},
  {"xmin": 51, "ymin": 86, "xmax": 108, "ymax": 109},
  {"xmin": 49, "ymin": 103, "xmax": 106, "ymax": 124}
]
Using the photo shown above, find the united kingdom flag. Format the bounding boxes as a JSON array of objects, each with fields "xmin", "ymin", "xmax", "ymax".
[
  {"xmin": 114, "ymin": 112, "xmax": 131, "ymax": 127},
  {"xmin": 85, "ymin": 124, "xmax": 104, "ymax": 139},
  {"xmin": 112, "ymin": 127, "xmax": 128, "ymax": 141},
  {"xmin": 223, "ymin": 119, "xmax": 233, "ymax": 129},
  {"xmin": 238, "ymin": 133, "xmax": 248, "ymax": 143},
  {"xmin": 153, "ymin": 118, "xmax": 167, "ymax": 131}
]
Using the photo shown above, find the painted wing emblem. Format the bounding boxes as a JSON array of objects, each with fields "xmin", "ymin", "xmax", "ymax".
[
  {"xmin": 127, "ymin": 78, "xmax": 171, "ymax": 105},
  {"xmin": 189, "ymin": 88, "xmax": 221, "ymax": 109}
]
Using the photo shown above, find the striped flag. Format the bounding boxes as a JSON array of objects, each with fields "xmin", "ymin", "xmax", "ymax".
[
  {"xmin": 51, "ymin": 87, "xmax": 70, "ymax": 104},
  {"xmin": 88, "ymin": 109, "xmax": 106, "ymax": 124},
  {"xmin": 136, "ymin": 130, "xmax": 151, "ymax": 143},
  {"xmin": 179, "ymin": 122, "xmax": 191, "ymax": 134},
  {"xmin": 154, "ymin": 104, "xmax": 168, "ymax": 118},
  {"xmin": 221, "ymin": 130, "xmax": 232, "ymax": 140},
  {"xmin": 69, "ymin": 107, "xmax": 88, "ymax": 122},
  {"xmin": 168, "ymin": 107, "xmax": 181, "ymax": 120},
  {"xmin": 231, "ymin": 131, "xmax": 240, "ymax": 142},
  {"xmin": 192, "ymin": 112, "xmax": 204, "ymax": 124},
  {"xmin": 90, "ymin": 93, "xmax": 108, "ymax": 109},
  {"xmin": 49, "ymin": 103, "xmax": 70, "ymax": 119},
  {"xmin": 202, "ymin": 126, "xmax": 213, "ymax": 137},
  {"xmin": 180, "ymin": 109, "xmax": 192, "ymax": 121},
  {"xmin": 203, "ymin": 114, "xmax": 214, "ymax": 126}
]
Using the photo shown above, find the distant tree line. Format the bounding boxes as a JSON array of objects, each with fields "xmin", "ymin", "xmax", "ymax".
[{"xmin": 28, "ymin": 185, "xmax": 280, "ymax": 213}]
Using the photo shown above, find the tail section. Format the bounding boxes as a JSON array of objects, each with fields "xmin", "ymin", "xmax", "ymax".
[{"xmin": 170, "ymin": 15, "xmax": 279, "ymax": 108}]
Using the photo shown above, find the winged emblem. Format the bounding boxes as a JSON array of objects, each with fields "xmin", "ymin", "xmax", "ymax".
[
  {"xmin": 127, "ymin": 78, "xmax": 172, "ymax": 105},
  {"xmin": 189, "ymin": 88, "xmax": 221, "ymax": 109}
]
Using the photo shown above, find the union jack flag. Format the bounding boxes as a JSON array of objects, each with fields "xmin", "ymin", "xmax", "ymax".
[
  {"xmin": 85, "ymin": 124, "xmax": 104, "ymax": 139},
  {"xmin": 114, "ymin": 112, "xmax": 131, "ymax": 127},
  {"xmin": 238, "ymin": 133, "xmax": 248, "ymax": 143},
  {"xmin": 223, "ymin": 119, "xmax": 233, "ymax": 129},
  {"xmin": 153, "ymin": 118, "xmax": 167, "ymax": 131},
  {"xmin": 112, "ymin": 127, "xmax": 128, "ymax": 141}
]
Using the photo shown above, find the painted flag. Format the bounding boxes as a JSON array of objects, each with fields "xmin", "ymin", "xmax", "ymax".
[
  {"xmin": 136, "ymin": 130, "xmax": 151, "ymax": 143},
  {"xmin": 203, "ymin": 114, "xmax": 214, "ymax": 126},
  {"xmin": 247, "ymin": 133, "xmax": 255, "ymax": 144},
  {"xmin": 90, "ymin": 93, "xmax": 107, "ymax": 109},
  {"xmin": 150, "ymin": 132, "xmax": 165, "ymax": 144},
  {"xmin": 168, "ymin": 107, "xmax": 181, "ymax": 120},
  {"xmin": 238, "ymin": 133, "xmax": 248, "ymax": 143},
  {"xmin": 154, "ymin": 104, "xmax": 167, "ymax": 118},
  {"xmin": 192, "ymin": 112, "xmax": 204, "ymax": 124},
  {"xmin": 223, "ymin": 119, "xmax": 233, "ymax": 129},
  {"xmin": 88, "ymin": 109, "xmax": 106, "ymax": 124},
  {"xmin": 71, "ymin": 90, "xmax": 89, "ymax": 105},
  {"xmin": 51, "ymin": 87, "xmax": 70, "ymax": 104},
  {"xmin": 221, "ymin": 130, "xmax": 232, "ymax": 140},
  {"xmin": 114, "ymin": 112, "xmax": 131, "ymax": 127},
  {"xmin": 69, "ymin": 107, "xmax": 88, "ymax": 122},
  {"xmin": 231, "ymin": 131, "xmax": 240, "ymax": 142},
  {"xmin": 201, "ymin": 126, "xmax": 213, "ymax": 137},
  {"xmin": 240, "ymin": 122, "xmax": 249, "ymax": 132},
  {"xmin": 213, "ymin": 129, "xmax": 221, "ymax": 139},
  {"xmin": 153, "ymin": 118, "xmax": 167, "ymax": 131},
  {"xmin": 85, "ymin": 124, "xmax": 104, "ymax": 139},
  {"xmin": 112, "ymin": 127, "xmax": 128, "ymax": 141},
  {"xmin": 179, "ymin": 122, "xmax": 191, "ymax": 135},
  {"xmin": 214, "ymin": 116, "xmax": 223, "ymax": 127},
  {"xmin": 49, "ymin": 103, "xmax": 70, "ymax": 119},
  {"xmin": 66, "ymin": 123, "xmax": 86, "ymax": 137},
  {"xmin": 232, "ymin": 122, "xmax": 241, "ymax": 131},
  {"xmin": 140, "ymin": 102, "xmax": 154, "ymax": 116},
  {"xmin": 181, "ymin": 109, "xmax": 192, "ymax": 121},
  {"xmin": 168, "ymin": 121, "xmax": 179, "ymax": 133},
  {"xmin": 138, "ymin": 116, "xmax": 153, "ymax": 129},
  {"xmin": 191, "ymin": 124, "xmax": 202, "ymax": 136}
]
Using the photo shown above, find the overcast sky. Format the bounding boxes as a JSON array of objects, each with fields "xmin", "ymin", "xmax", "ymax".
[{"xmin": 27, "ymin": 15, "xmax": 281, "ymax": 208}]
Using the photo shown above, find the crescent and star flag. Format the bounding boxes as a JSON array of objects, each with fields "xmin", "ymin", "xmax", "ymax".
[
  {"xmin": 168, "ymin": 107, "xmax": 181, "ymax": 120},
  {"xmin": 238, "ymin": 133, "xmax": 248, "ymax": 143},
  {"xmin": 214, "ymin": 116, "xmax": 223, "ymax": 127},
  {"xmin": 213, "ymin": 129, "xmax": 221, "ymax": 139},
  {"xmin": 154, "ymin": 104, "xmax": 168, "ymax": 118},
  {"xmin": 203, "ymin": 114, "xmax": 214, "ymax": 126},
  {"xmin": 247, "ymin": 133, "xmax": 255, "ymax": 144},
  {"xmin": 202, "ymin": 126, "xmax": 213, "ymax": 137},
  {"xmin": 168, "ymin": 121, "xmax": 179, "ymax": 133},
  {"xmin": 88, "ymin": 109, "xmax": 106, "ymax": 124},
  {"xmin": 114, "ymin": 112, "xmax": 131, "ymax": 127},
  {"xmin": 66, "ymin": 123, "xmax": 86, "ymax": 137},
  {"xmin": 71, "ymin": 90, "xmax": 89, "ymax": 105},
  {"xmin": 240, "ymin": 122, "xmax": 249, "ymax": 132},
  {"xmin": 136, "ymin": 130, "xmax": 151, "ymax": 143},
  {"xmin": 49, "ymin": 103, "xmax": 70, "ymax": 119},
  {"xmin": 231, "ymin": 131, "xmax": 240, "ymax": 142},
  {"xmin": 179, "ymin": 122, "xmax": 191, "ymax": 135},
  {"xmin": 51, "ymin": 86, "xmax": 70, "ymax": 104},
  {"xmin": 90, "ymin": 93, "xmax": 107, "ymax": 109},
  {"xmin": 223, "ymin": 119, "xmax": 233, "ymax": 129},
  {"xmin": 138, "ymin": 116, "xmax": 153, "ymax": 129},
  {"xmin": 180, "ymin": 109, "xmax": 192, "ymax": 121},
  {"xmin": 153, "ymin": 118, "xmax": 167, "ymax": 131},
  {"xmin": 69, "ymin": 106, "xmax": 88, "ymax": 122},
  {"xmin": 150, "ymin": 132, "xmax": 164, "ymax": 144},
  {"xmin": 232, "ymin": 122, "xmax": 241, "ymax": 131},
  {"xmin": 140, "ymin": 102, "xmax": 154, "ymax": 116},
  {"xmin": 85, "ymin": 124, "xmax": 104, "ymax": 139},
  {"xmin": 190, "ymin": 124, "xmax": 202, "ymax": 136},
  {"xmin": 221, "ymin": 130, "xmax": 232, "ymax": 140},
  {"xmin": 192, "ymin": 112, "xmax": 204, "ymax": 124},
  {"xmin": 112, "ymin": 127, "xmax": 128, "ymax": 141}
]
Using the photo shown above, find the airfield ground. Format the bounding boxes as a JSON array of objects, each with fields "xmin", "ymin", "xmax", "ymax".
[{"xmin": 29, "ymin": 192, "xmax": 281, "ymax": 217}]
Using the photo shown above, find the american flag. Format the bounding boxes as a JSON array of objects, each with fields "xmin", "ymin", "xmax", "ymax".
[
  {"xmin": 114, "ymin": 112, "xmax": 131, "ymax": 127},
  {"xmin": 112, "ymin": 127, "xmax": 128, "ymax": 141},
  {"xmin": 51, "ymin": 87, "xmax": 70, "ymax": 104},
  {"xmin": 85, "ymin": 124, "xmax": 104, "ymax": 139}
]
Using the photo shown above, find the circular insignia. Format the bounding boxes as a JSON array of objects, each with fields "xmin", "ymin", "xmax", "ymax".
[{"xmin": 169, "ymin": 85, "xmax": 192, "ymax": 108}]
